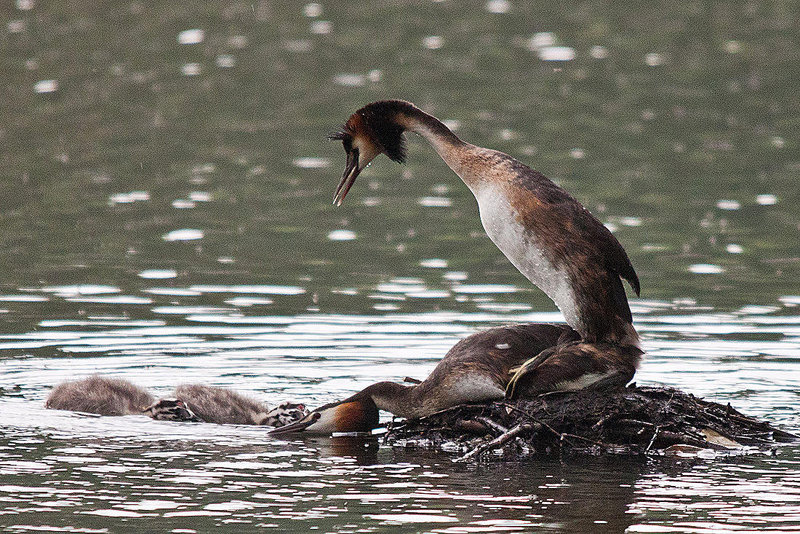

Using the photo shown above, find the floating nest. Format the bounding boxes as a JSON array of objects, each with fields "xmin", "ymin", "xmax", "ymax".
[{"xmin": 384, "ymin": 385, "xmax": 798, "ymax": 461}]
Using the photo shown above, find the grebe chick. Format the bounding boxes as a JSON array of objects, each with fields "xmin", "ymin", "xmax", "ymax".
[
  {"xmin": 167, "ymin": 384, "xmax": 309, "ymax": 426},
  {"xmin": 271, "ymin": 323, "xmax": 583, "ymax": 435},
  {"xmin": 46, "ymin": 376, "xmax": 155, "ymax": 416},
  {"xmin": 266, "ymin": 401, "xmax": 311, "ymax": 427},
  {"xmin": 332, "ymin": 100, "xmax": 640, "ymax": 347},
  {"xmin": 142, "ymin": 398, "xmax": 202, "ymax": 422}
]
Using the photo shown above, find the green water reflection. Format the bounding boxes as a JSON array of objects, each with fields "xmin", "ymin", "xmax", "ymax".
[
  {"xmin": 2, "ymin": 1, "xmax": 798, "ymax": 327},
  {"xmin": 1, "ymin": 1, "xmax": 800, "ymax": 531}
]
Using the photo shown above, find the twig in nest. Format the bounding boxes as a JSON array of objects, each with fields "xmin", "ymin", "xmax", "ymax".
[
  {"xmin": 591, "ymin": 412, "xmax": 617, "ymax": 431},
  {"xmin": 500, "ymin": 403, "xmax": 579, "ymax": 448},
  {"xmin": 616, "ymin": 419, "xmax": 655, "ymax": 428},
  {"xmin": 417, "ymin": 403, "xmax": 489, "ymax": 423},
  {"xmin": 474, "ymin": 416, "xmax": 508, "ymax": 435},
  {"xmin": 500, "ymin": 403, "xmax": 553, "ymax": 435},
  {"xmin": 560, "ymin": 433, "xmax": 609, "ymax": 448},
  {"xmin": 659, "ymin": 430, "xmax": 708, "ymax": 448},
  {"xmin": 645, "ymin": 426, "xmax": 660, "ymax": 452},
  {"xmin": 454, "ymin": 423, "xmax": 532, "ymax": 462}
]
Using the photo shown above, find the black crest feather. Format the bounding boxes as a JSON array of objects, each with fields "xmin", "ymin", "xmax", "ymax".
[{"xmin": 354, "ymin": 100, "xmax": 413, "ymax": 163}]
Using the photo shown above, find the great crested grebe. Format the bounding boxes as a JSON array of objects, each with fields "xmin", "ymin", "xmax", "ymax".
[
  {"xmin": 269, "ymin": 323, "xmax": 637, "ymax": 435},
  {"xmin": 333, "ymin": 100, "xmax": 639, "ymax": 346},
  {"xmin": 47, "ymin": 377, "xmax": 308, "ymax": 426},
  {"xmin": 329, "ymin": 100, "xmax": 642, "ymax": 395}
]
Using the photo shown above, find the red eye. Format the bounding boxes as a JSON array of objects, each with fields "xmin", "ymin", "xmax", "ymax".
[{"xmin": 296, "ymin": 404, "xmax": 305, "ymax": 411}]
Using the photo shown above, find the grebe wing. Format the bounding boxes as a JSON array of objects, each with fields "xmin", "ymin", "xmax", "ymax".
[{"xmin": 505, "ymin": 342, "xmax": 642, "ymax": 399}]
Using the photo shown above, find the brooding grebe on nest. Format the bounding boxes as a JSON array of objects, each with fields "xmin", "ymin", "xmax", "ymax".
[
  {"xmin": 271, "ymin": 100, "xmax": 642, "ymax": 434},
  {"xmin": 271, "ymin": 323, "xmax": 579, "ymax": 434}
]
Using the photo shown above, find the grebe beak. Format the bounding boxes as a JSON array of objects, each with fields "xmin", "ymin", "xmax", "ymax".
[
  {"xmin": 334, "ymin": 148, "xmax": 360, "ymax": 206},
  {"xmin": 268, "ymin": 411, "xmax": 322, "ymax": 435}
]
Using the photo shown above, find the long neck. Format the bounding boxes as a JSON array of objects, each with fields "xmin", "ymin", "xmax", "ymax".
[
  {"xmin": 362, "ymin": 381, "xmax": 428, "ymax": 419},
  {"xmin": 385, "ymin": 103, "xmax": 640, "ymax": 348},
  {"xmin": 394, "ymin": 107, "xmax": 481, "ymax": 189}
]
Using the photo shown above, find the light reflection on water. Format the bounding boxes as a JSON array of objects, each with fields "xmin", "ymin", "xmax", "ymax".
[
  {"xmin": 2, "ymin": 287, "xmax": 800, "ymax": 415},
  {"xmin": 4, "ymin": 430, "xmax": 650, "ymax": 532},
  {"xmin": 3, "ymin": 0, "xmax": 800, "ymax": 530},
  {"xmin": 1, "ymin": 415, "xmax": 799, "ymax": 532},
  {"xmin": 1, "ymin": 294, "xmax": 800, "ymax": 531}
]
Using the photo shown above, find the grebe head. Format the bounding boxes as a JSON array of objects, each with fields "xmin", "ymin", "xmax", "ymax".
[
  {"xmin": 331, "ymin": 100, "xmax": 413, "ymax": 206},
  {"xmin": 143, "ymin": 398, "xmax": 201, "ymax": 422},
  {"xmin": 263, "ymin": 401, "xmax": 310, "ymax": 427},
  {"xmin": 268, "ymin": 393, "xmax": 379, "ymax": 436}
]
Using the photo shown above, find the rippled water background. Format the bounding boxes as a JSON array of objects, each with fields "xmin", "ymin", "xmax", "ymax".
[{"xmin": 2, "ymin": 0, "xmax": 800, "ymax": 532}]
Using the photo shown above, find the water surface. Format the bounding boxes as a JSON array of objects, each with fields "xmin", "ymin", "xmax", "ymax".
[{"xmin": 1, "ymin": 1, "xmax": 799, "ymax": 531}]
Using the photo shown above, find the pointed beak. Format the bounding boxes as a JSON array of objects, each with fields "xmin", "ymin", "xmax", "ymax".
[
  {"xmin": 268, "ymin": 411, "xmax": 321, "ymax": 435},
  {"xmin": 333, "ymin": 149, "xmax": 360, "ymax": 206}
]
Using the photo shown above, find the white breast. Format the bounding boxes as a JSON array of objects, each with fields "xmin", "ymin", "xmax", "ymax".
[
  {"xmin": 447, "ymin": 374, "xmax": 505, "ymax": 405},
  {"xmin": 473, "ymin": 185, "xmax": 581, "ymax": 331}
]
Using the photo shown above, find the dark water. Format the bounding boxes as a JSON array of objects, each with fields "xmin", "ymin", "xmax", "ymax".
[{"xmin": 1, "ymin": 1, "xmax": 799, "ymax": 531}]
